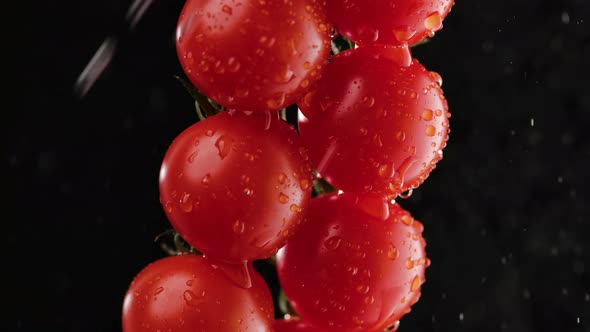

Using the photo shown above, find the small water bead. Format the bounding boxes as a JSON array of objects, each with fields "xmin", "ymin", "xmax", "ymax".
[
  {"xmin": 278, "ymin": 172, "xmax": 287, "ymax": 184},
  {"xmin": 215, "ymin": 135, "xmax": 232, "ymax": 159},
  {"xmin": 424, "ymin": 12, "xmax": 443, "ymax": 31},
  {"xmin": 324, "ymin": 236, "xmax": 342, "ymax": 250},
  {"xmin": 356, "ymin": 285, "xmax": 370, "ymax": 295},
  {"xmin": 396, "ymin": 130, "xmax": 406, "ymax": 142},
  {"xmin": 410, "ymin": 275, "xmax": 421, "ymax": 292},
  {"xmin": 388, "ymin": 244, "xmax": 400, "ymax": 260},
  {"xmin": 279, "ymin": 192, "xmax": 290, "ymax": 203},
  {"xmin": 201, "ymin": 174, "xmax": 211, "ymax": 185},
  {"xmin": 300, "ymin": 179, "xmax": 310, "ymax": 190},
  {"xmin": 406, "ymin": 258, "xmax": 415, "ymax": 269},
  {"xmin": 422, "ymin": 109, "xmax": 434, "ymax": 121},
  {"xmin": 429, "ymin": 71, "xmax": 443, "ymax": 87},
  {"xmin": 221, "ymin": 4, "xmax": 232, "ymax": 15},
  {"xmin": 425, "ymin": 125, "xmax": 436, "ymax": 136},
  {"xmin": 179, "ymin": 192, "xmax": 193, "ymax": 212},
  {"xmin": 183, "ymin": 290, "xmax": 205, "ymax": 307}
]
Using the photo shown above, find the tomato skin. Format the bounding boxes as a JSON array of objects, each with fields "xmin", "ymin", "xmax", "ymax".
[
  {"xmin": 298, "ymin": 45, "xmax": 450, "ymax": 197},
  {"xmin": 327, "ymin": 0, "xmax": 454, "ymax": 46},
  {"xmin": 176, "ymin": 0, "xmax": 332, "ymax": 112},
  {"xmin": 159, "ymin": 111, "xmax": 312, "ymax": 262},
  {"xmin": 276, "ymin": 193, "xmax": 428, "ymax": 331},
  {"xmin": 122, "ymin": 255, "xmax": 274, "ymax": 332},
  {"xmin": 274, "ymin": 319, "xmax": 323, "ymax": 331}
]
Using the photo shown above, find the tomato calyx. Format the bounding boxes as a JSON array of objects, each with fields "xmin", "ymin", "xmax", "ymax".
[
  {"xmin": 154, "ymin": 229, "xmax": 200, "ymax": 256},
  {"xmin": 174, "ymin": 75, "xmax": 223, "ymax": 120}
]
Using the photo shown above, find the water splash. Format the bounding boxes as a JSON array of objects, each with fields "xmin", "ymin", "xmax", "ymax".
[{"xmin": 73, "ymin": 0, "xmax": 155, "ymax": 98}]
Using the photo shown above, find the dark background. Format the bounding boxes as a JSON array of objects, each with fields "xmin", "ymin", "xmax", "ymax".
[{"xmin": 6, "ymin": 0, "xmax": 590, "ymax": 331}]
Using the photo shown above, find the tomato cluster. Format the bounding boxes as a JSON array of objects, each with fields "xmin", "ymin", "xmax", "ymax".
[{"xmin": 123, "ymin": 0, "xmax": 454, "ymax": 331}]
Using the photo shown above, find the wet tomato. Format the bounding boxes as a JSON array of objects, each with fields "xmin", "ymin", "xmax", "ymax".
[
  {"xmin": 122, "ymin": 255, "xmax": 274, "ymax": 332},
  {"xmin": 159, "ymin": 111, "xmax": 312, "ymax": 262},
  {"xmin": 327, "ymin": 0, "xmax": 454, "ymax": 46},
  {"xmin": 274, "ymin": 319, "xmax": 323, "ymax": 331},
  {"xmin": 276, "ymin": 193, "xmax": 428, "ymax": 331},
  {"xmin": 176, "ymin": 0, "xmax": 332, "ymax": 111},
  {"xmin": 298, "ymin": 45, "xmax": 450, "ymax": 197}
]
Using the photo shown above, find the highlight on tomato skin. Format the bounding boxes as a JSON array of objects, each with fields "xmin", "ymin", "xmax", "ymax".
[
  {"xmin": 298, "ymin": 44, "xmax": 450, "ymax": 198},
  {"xmin": 176, "ymin": 0, "xmax": 332, "ymax": 112},
  {"xmin": 159, "ymin": 111, "xmax": 313, "ymax": 263},
  {"xmin": 276, "ymin": 193, "xmax": 429, "ymax": 332},
  {"xmin": 326, "ymin": 0, "xmax": 455, "ymax": 46},
  {"xmin": 122, "ymin": 255, "xmax": 274, "ymax": 332}
]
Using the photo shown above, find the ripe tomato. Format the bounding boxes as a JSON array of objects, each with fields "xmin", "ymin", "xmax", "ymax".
[
  {"xmin": 176, "ymin": 0, "xmax": 332, "ymax": 112},
  {"xmin": 274, "ymin": 319, "xmax": 323, "ymax": 331},
  {"xmin": 159, "ymin": 111, "xmax": 312, "ymax": 262},
  {"xmin": 326, "ymin": 0, "xmax": 454, "ymax": 46},
  {"xmin": 298, "ymin": 45, "xmax": 450, "ymax": 197},
  {"xmin": 122, "ymin": 255, "xmax": 274, "ymax": 332},
  {"xmin": 276, "ymin": 193, "xmax": 429, "ymax": 331}
]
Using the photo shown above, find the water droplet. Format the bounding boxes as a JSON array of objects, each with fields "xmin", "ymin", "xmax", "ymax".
[
  {"xmin": 300, "ymin": 79, "xmax": 310, "ymax": 88},
  {"xmin": 364, "ymin": 295, "xmax": 375, "ymax": 305},
  {"xmin": 179, "ymin": 192, "xmax": 193, "ymax": 213},
  {"xmin": 356, "ymin": 285, "xmax": 370, "ymax": 295},
  {"xmin": 300, "ymin": 179, "xmax": 310, "ymax": 190},
  {"xmin": 222, "ymin": 4, "xmax": 232, "ymax": 15},
  {"xmin": 388, "ymin": 244, "xmax": 400, "ymax": 260},
  {"xmin": 233, "ymin": 220, "xmax": 245, "ymax": 234},
  {"xmin": 429, "ymin": 71, "xmax": 443, "ymax": 87},
  {"xmin": 324, "ymin": 236, "xmax": 342, "ymax": 250},
  {"xmin": 378, "ymin": 163, "xmax": 395, "ymax": 178},
  {"xmin": 227, "ymin": 57, "xmax": 240, "ymax": 72},
  {"xmin": 243, "ymin": 188, "xmax": 253, "ymax": 196},
  {"xmin": 279, "ymin": 192, "xmax": 289, "ymax": 204},
  {"xmin": 188, "ymin": 151, "xmax": 198, "ymax": 163},
  {"xmin": 185, "ymin": 280, "xmax": 193, "ymax": 286},
  {"xmin": 399, "ymin": 189, "xmax": 414, "ymax": 199},
  {"xmin": 346, "ymin": 265, "xmax": 359, "ymax": 275},
  {"xmin": 201, "ymin": 174, "xmax": 211, "ymax": 185},
  {"xmin": 373, "ymin": 134, "xmax": 383, "ymax": 147},
  {"xmin": 278, "ymin": 172, "xmax": 287, "ymax": 184},
  {"xmin": 435, "ymin": 109, "xmax": 443, "ymax": 117},
  {"xmin": 362, "ymin": 96, "xmax": 375, "ymax": 108},
  {"xmin": 215, "ymin": 135, "xmax": 232, "ymax": 159},
  {"xmin": 401, "ymin": 215, "xmax": 413, "ymax": 225},
  {"xmin": 422, "ymin": 109, "xmax": 434, "ymax": 121},
  {"xmin": 396, "ymin": 130, "xmax": 406, "ymax": 142},
  {"xmin": 183, "ymin": 290, "xmax": 205, "ymax": 307},
  {"xmin": 393, "ymin": 26, "xmax": 417, "ymax": 42},
  {"xmin": 275, "ymin": 64, "xmax": 295, "ymax": 83},
  {"xmin": 426, "ymin": 125, "xmax": 436, "ymax": 136},
  {"xmin": 165, "ymin": 201, "xmax": 173, "ymax": 214},
  {"xmin": 303, "ymin": 61, "xmax": 311, "ymax": 69},
  {"xmin": 154, "ymin": 287, "xmax": 164, "ymax": 295},
  {"xmin": 206, "ymin": 130, "xmax": 214, "ymax": 137},
  {"xmin": 406, "ymin": 258, "xmax": 415, "ymax": 269},
  {"xmin": 290, "ymin": 204, "xmax": 302, "ymax": 212},
  {"xmin": 424, "ymin": 12, "xmax": 443, "ymax": 31},
  {"xmin": 411, "ymin": 275, "xmax": 421, "ymax": 291},
  {"xmin": 267, "ymin": 92, "xmax": 286, "ymax": 110}
]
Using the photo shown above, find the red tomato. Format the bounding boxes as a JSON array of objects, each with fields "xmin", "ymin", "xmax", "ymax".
[
  {"xmin": 159, "ymin": 111, "xmax": 312, "ymax": 262},
  {"xmin": 298, "ymin": 45, "xmax": 450, "ymax": 197},
  {"xmin": 122, "ymin": 255, "xmax": 274, "ymax": 332},
  {"xmin": 176, "ymin": 0, "xmax": 332, "ymax": 111},
  {"xmin": 276, "ymin": 193, "xmax": 429, "ymax": 331},
  {"xmin": 274, "ymin": 319, "xmax": 323, "ymax": 331},
  {"xmin": 327, "ymin": 0, "xmax": 454, "ymax": 46}
]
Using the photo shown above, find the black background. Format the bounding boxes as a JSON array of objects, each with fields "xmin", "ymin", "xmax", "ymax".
[{"xmin": 6, "ymin": 0, "xmax": 590, "ymax": 331}]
